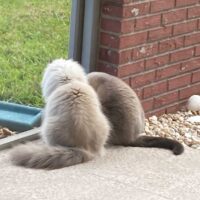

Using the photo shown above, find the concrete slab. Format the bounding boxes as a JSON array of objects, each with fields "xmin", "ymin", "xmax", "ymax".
[{"xmin": 0, "ymin": 144, "xmax": 200, "ymax": 200}]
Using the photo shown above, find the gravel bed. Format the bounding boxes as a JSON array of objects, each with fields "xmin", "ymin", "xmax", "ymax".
[{"xmin": 145, "ymin": 111, "xmax": 200, "ymax": 149}]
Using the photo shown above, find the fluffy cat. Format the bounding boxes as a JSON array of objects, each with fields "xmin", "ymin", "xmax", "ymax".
[
  {"xmin": 41, "ymin": 59, "xmax": 88, "ymax": 102},
  {"xmin": 87, "ymin": 72, "xmax": 184, "ymax": 155},
  {"xmin": 10, "ymin": 60, "xmax": 110, "ymax": 169}
]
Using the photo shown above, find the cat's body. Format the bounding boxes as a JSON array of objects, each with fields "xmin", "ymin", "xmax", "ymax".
[
  {"xmin": 41, "ymin": 81, "xmax": 110, "ymax": 155},
  {"xmin": 87, "ymin": 72, "xmax": 184, "ymax": 155},
  {"xmin": 11, "ymin": 60, "xmax": 110, "ymax": 169}
]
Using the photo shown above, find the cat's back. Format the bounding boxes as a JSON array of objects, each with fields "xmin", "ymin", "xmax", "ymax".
[
  {"xmin": 46, "ymin": 80, "xmax": 101, "ymax": 119},
  {"xmin": 87, "ymin": 72, "xmax": 141, "ymax": 107},
  {"xmin": 43, "ymin": 80, "xmax": 110, "ymax": 150},
  {"xmin": 88, "ymin": 72, "xmax": 145, "ymax": 143}
]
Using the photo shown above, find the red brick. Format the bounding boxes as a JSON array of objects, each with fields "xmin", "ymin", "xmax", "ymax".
[
  {"xmin": 156, "ymin": 63, "xmax": 182, "ymax": 80},
  {"xmin": 143, "ymin": 81, "xmax": 168, "ymax": 99},
  {"xmin": 110, "ymin": 0, "xmax": 133, "ymax": 4},
  {"xmin": 149, "ymin": 26, "xmax": 172, "ymax": 41},
  {"xmin": 123, "ymin": 2, "xmax": 150, "ymax": 18},
  {"xmin": 151, "ymin": 0, "xmax": 175, "ymax": 13},
  {"xmin": 118, "ymin": 61, "xmax": 144, "ymax": 78},
  {"xmin": 174, "ymin": 37, "xmax": 185, "ymax": 49},
  {"xmin": 166, "ymin": 104, "xmax": 177, "ymax": 114},
  {"xmin": 185, "ymin": 32, "xmax": 200, "ymax": 46},
  {"xmin": 121, "ymin": 20, "xmax": 135, "ymax": 33},
  {"xmin": 147, "ymin": 109, "xmax": 166, "ymax": 117},
  {"xmin": 99, "ymin": 1, "xmax": 200, "ymax": 115},
  {"xmin": 198, "ymin": 19, "xmax": 200, "ymax": 29},
  {"xmin": 97, "ymin": 62, "xmax": 118, "ymax": 76},
  {"xmin": 166, "ymin": 102, "xmax": 186, "ymax": 114},
  {"xmin": 132, "ymin": 43, "xmax": 158, "ymax": 60},
  {"xmin": 168, "ymin": 74, "xmax": 191, "ymax": 90},
  {"xmin": 145, "ymin": 54, "xmax": 169, "ymax": 70},
  {"xmin": 195, "ymin": 46, "xmax": 200, "ymax": 56},
  {"xmin": 176, "ymin": 0, "xmax": 199, "ymax": 7},
  {"xmin": 160, "ymin": 43, "xmax": 175, "ymax": 54},
  {"xmin": 192, "ymin": 70, "xmax": 200, "ymax": 83},
  {"xmin": 101, "ymin": 18, "xmax": 121, "ymax": 33},
  {"xmin": 159, "ymin": 37, "xmax": 184, "ymax": 53},
  {"xmin": 99, "ymin": 48, "xmax": 119, "ymax": 64},
  {"xmin": 142, "ymin": 99, "xmax": 154, "ymax": 112},
  {"xmin": 100, "ymin": 32, "xmax": 119, "ymax": 48},
  {"xmin": 188, "ymin": 6, "xmax": 200, "ymax": 19},
  {"xmin": 154, "ymin": 91, "xmax": 179, "ymax": 108},
  {"xmin": 112, "ymin": 0, "xmax": 126, "ymax": 4},
  {"xmin": 131, "ymin": 71, "xmax": 155, "ymax": 88},
  {"xmin": 167, "ymin": 59, "xmax": 200, "ymax": 82},
  {"xmin": 122, "ymin": 78, "xmax": 130, "ymax": 86},
  {"xmin": 134, "ymin": 88, "xmax": 143, "ymax": 100},
  {"xmin": 173, "ymin": 20, "xmax": 197, "ymax": 36},
  {"xmin": 118, "ymin": 49, "xmax": 133, "ymax": 64},
  {"xmin": 181, "ymin": 57, "xmax": 200, "ymax": 72},
  {"xmin": 162, "ymin": 9, "xmax": 187, "ymax": 25},
  {"xmin": 135, "ymin": 14, "xmax": 161, "ymax": 31},
  {"xmin": 170, "ymin": 48, "xmax": 194, "ymax": 63},
  {"xmin": 102, "ymin": 3, "xmax": 123, "ymax": 17},
  {"xmin": 119, "ymin": 32, "xmax": 147, "ymax": 48},
  {"xmin": 179, "ymin": 84, "xmax": 200, "ymax": 99}
]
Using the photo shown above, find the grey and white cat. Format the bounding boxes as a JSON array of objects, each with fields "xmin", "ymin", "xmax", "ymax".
[
  {"xmin": 87, "ymin": 72, "xmax": 184, "ymax": 155},
  {"xmin": 10, "ymin": 59, "xmax": 110, "ymax": 169}
]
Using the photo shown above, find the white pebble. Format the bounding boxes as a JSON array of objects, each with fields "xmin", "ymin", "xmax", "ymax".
[
  {"xmin": 187, "ymin": 95, "xmax": 200, "ymax": 111},
  {"xmin": 187, "ymin": 116, "xmax": 200, "ymax": 123}
]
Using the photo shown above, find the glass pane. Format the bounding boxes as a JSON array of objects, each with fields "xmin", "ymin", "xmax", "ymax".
[{"xmin": 0, "ymin": 0, "xmax": 71, "ymax": 107}]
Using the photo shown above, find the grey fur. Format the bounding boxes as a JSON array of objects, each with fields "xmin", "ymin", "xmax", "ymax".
[
  {"xmin": 10, "ymin": 60, "xmax": 110, "ymax": 169},
  {"xmin": 41, "ymin": 59, "xmax": 88, "ymax": 102},
  {"xmin": 87, "ymin": 72, "xmax": 184, "ymax": 155},
  {"xmin": 11, "ymin": 143, "xmax": 93, "ymax": 170}
]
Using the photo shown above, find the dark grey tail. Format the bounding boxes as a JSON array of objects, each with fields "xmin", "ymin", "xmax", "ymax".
[
  {"xmin": 125, "ymin": 136, "xmax": 184, "ymax": 155},
  {"xmin": 10, "ymin": 143, "xmax": 94, "ymax": 170}
]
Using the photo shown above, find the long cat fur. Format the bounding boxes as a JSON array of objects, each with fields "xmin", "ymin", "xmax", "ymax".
[
  {"xmin": 10, "ymin": 60, "xmax": 110, "ymax": 169},
  {"xmin": 87, "ymin": 72, "xmax": 184, "ymax": 155},
  {"xmin": 41, "ymin": 58, "xmax": 88, "ymax": 102}
]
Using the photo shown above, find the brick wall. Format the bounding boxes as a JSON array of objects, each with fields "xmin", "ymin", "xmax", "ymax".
[{"xmin": 97, "ymin": 0, "xmax": 200, "ymax": 117}]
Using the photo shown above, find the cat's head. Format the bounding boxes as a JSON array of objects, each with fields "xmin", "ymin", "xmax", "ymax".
[{"xmin": 41, "ymin": 58, "xmax": 87, "ymax": 102}]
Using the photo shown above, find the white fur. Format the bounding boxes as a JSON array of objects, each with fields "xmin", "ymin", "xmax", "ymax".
[
  {"xmin": 187, "ymin": 95, "xmax": 200, "ymax": 111},
  {"xmin": 41, "ymin": 59, "xmax": 87, "ymax": 102}
]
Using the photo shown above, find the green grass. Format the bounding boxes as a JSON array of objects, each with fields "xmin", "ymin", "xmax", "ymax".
[{"xmin": 0, "ymin": 0, "xmax": 71, "ymax": 107}]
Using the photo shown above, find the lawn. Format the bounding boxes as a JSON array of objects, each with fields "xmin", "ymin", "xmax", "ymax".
[{"xmin": 0, "ymin": 0, "xmax": 71, "ymax": 107}]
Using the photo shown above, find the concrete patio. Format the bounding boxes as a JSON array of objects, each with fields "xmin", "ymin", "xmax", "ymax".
[{"xmin": 0, "ymin": 144, "xmax": 200, "ymax": 200}]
